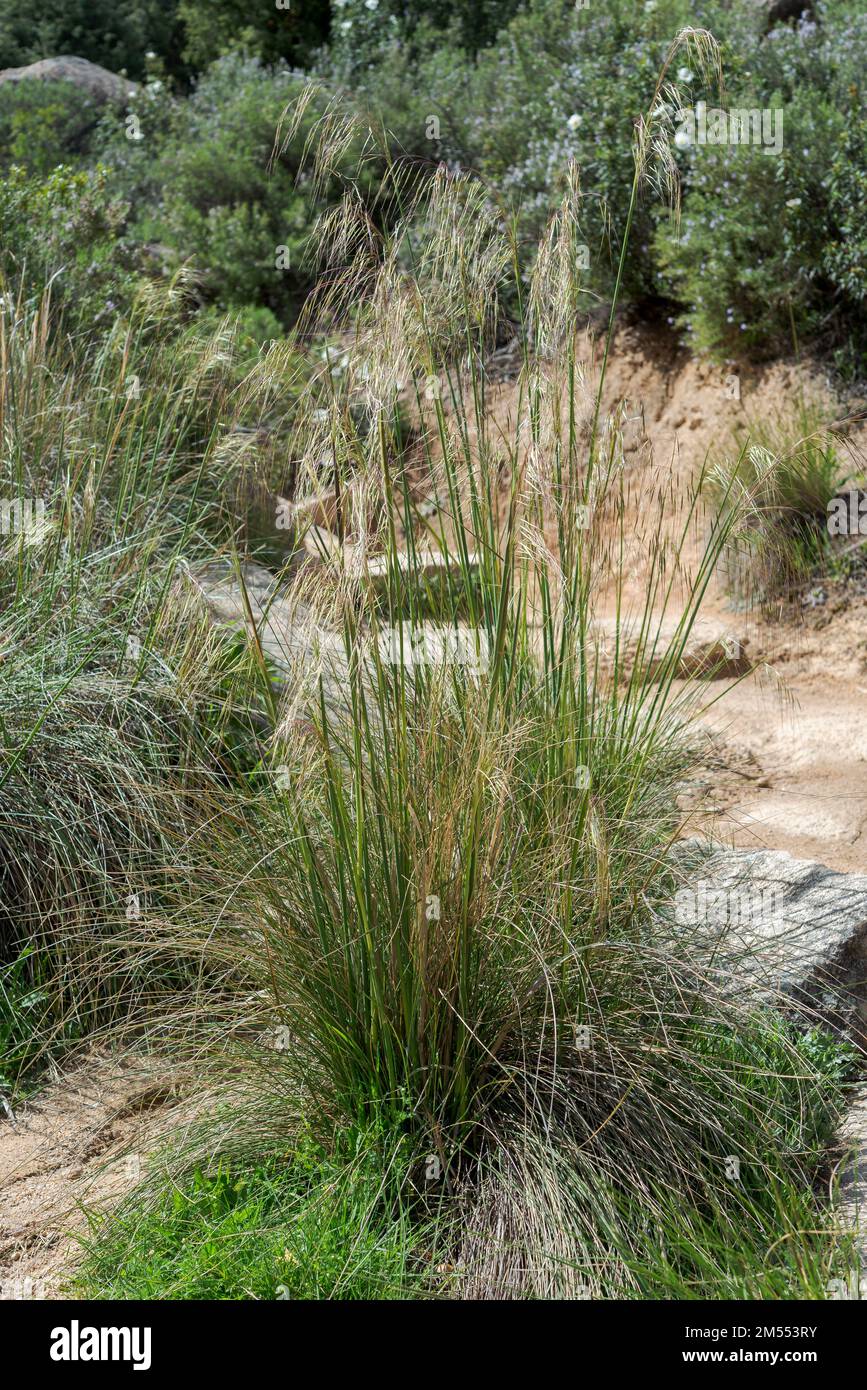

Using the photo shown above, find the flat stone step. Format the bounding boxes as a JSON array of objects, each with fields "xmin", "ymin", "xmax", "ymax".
[
  {"xmin": 189, "ymin": 560, "xmax": 351, "ymax": 716},
  {"xmin": 591, "ymin": 615, "xmax": 751, "ymax": 680},
  {"xmin": 675, "ymin": 843, "xmax": 867, "ymax": 1020},
  {"xmin": 192, "ymin": 561, "xmax": 486, "ymax": 724},
  {"xmin": 299, "ymin": 541, "xmax": 481, "ymax": 586}
]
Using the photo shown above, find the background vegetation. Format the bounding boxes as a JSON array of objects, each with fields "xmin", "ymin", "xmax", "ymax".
[{"xmin": 0, "ymin": 0, "xmax": 865, "ymax": 368}]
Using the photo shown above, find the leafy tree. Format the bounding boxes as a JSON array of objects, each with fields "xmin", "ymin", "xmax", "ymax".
[{"xmin": 177, "ymin": 0, "xmax": 330, "ymax": 71}]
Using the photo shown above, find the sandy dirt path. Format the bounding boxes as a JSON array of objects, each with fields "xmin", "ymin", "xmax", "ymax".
[
  {"xmin": 586, "ymin": 324, "xmax": 867, "ymax": 873},
  {"xmin": 697, "ymin": 666, "xmax": 867, "ymax": 874},
  {"xmin": 0, "ymin": 1053, "xmax": 184, "ymax": 1299}
]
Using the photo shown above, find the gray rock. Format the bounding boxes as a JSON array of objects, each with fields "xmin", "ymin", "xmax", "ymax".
[
  {"xmin": 189, "ymin": 559, "xmax": 351, "ymax": 721},
  {"xmin": 0, "ymin": 56, "xmax": 136, "ymax": 106},
  {"xmin": 364, "ymin": 549, "xmax": 480, "ymax": 585},
  {"xmin": 674, "ymin": 842, "xmax": 867, "ymax": 1035}
]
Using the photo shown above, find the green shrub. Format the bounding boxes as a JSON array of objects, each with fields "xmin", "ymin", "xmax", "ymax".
[
  {"xmin": 654, "ymin": 89, "xmax": 840, "ymax": 359},
  {"xmin": 0, "ymin": 164, "xmax": 139, "ymax": 331},
  {"xmin": 824, "ymin": 115, "xmax": 867, "ymax": 315},
  {"xmin": 0, "ymin": 78, "xmax": 100, "ymax": 173},
  {"xmin": 88, "ymin": 63, "xmax": 179, "ymax": 219},
  {"xmin": 656, "ymin": 2, "xmax": 867, "ymax": 359},
  {"xmin": 107, "ymin": 54, "xmax": 374, "ymax": 321}
]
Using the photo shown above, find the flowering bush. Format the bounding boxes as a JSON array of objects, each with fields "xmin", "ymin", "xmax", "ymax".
[
  {"xmin": 654, "ymin": 87, "xmax": 840, "ymax": 358},
  {"xmin": 325, "ymin": 0, "xmax": 867, "ymax": 360},
  {"xmin": 329, "ymin": 1, "xmax": 755, "ymax": 304},
  {"xmin": 655, "ymin": 2, "xmax": 867, "ymax": 357}
]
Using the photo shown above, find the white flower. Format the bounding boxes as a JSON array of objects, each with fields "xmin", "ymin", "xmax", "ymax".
[
  {"xmin": 340, "ymin": 19, "xmax": 352, "ymax": 32},
  {"xmin": 785, "ymin": 197, "xmax": 802, "ymax": 209},
  {"xmin": 674, "ymin": 128, "xmax": 692, "ymax": 148},
  {"xmin": 567, "ymin": 113, "xmax": 582, "ymax": 130},
  {"xmin": 365, "ymin": 0, "xmax": 379, "ymax": 9},
  {"xmin": 677, "ymin": 67, "xmax": 694, "ymax": 84}
]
